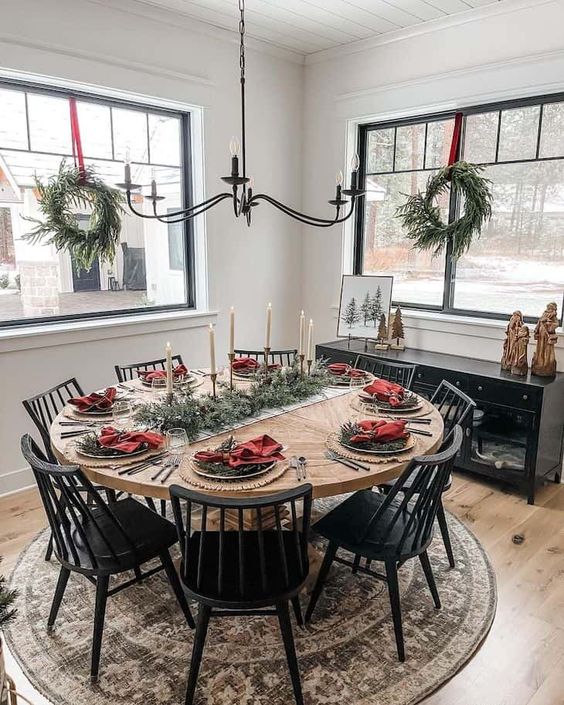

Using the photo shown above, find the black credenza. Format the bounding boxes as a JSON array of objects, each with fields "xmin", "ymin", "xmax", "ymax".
[{"xmin": 317, "ymin": 339, "xmax": 564, "ymax": 504}]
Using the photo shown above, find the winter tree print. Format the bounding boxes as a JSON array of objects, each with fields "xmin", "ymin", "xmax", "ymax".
[{"xmin": 337, "ymin": 275, "xmax": 393, "ymax": 340}]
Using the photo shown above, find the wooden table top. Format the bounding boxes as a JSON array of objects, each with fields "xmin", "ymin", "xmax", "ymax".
[{"xmin": 50, "ymin": 376, "xmax": 444, "ymax": 500}]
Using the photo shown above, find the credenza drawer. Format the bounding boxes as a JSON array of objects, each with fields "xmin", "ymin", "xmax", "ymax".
[
  {"xmin": 468, "ymin": 380, "xmax": 539, "ymax": 410},
  {"xmin": 414, "ymin": 367, "xmax": 469, "ymax": 392}
]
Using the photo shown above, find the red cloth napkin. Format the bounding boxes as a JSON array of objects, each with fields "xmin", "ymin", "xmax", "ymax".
[
  {"xmin": 68, "ymin": 387, "xmax": 116, "ymax": 412},
  {"xmin": 350, "ymin": 419, "xmax": 408, "ymax": 444},
  {"xmin": 328, "ymin": 363, "xmax": 366, "ymax": 378},
  {"xmin": 232, "ymin": 357, "xmax": 261, "ymax": 372},
  {"xmin": 98, "ymin": 426, "xmax": 165, "ymax": 454},
  {"xmin": 363, "ymin": 379, "xmax": 405, "ymax": 407},
  {"xmin": 140, "ymin": 364, "xmax": 188, "ymax": 382},
  {"xmin": 194, "ymin": 434, "xmax": 285, "ymax": 469}
]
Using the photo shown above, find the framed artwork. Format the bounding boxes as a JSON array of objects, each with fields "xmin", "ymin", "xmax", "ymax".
[{"xmin": 337, "ymin": 274, "xmax": 393, "ymax": 340}]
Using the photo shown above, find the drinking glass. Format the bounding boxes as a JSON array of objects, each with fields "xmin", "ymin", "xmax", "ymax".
[
  {"xmin": 112, "ymin": 400, "xmax": 132, "ymax": 430},
  {"xmin": 166, "ymin": 428, "xmax": 189, "ymax": 455},
  {"xmin": 151, "ymin": 377, "xmax": 168, "ymax": 398}
]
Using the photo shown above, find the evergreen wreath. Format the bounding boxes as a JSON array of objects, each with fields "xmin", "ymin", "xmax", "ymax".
[
  {"xmin": 23, "ymin": 161, "xmax": 124, "ymax": 270},
  {"xmin": 396, "ymin": 161, "xmax": 493, "ymax": 259}
]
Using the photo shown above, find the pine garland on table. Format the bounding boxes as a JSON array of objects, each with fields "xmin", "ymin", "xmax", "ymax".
[
  {"xmin": 396, "ymin": 161, "xmax": 493, "ymax": 259},
  {"xmin": 134, "ymin": 362, "xmax": 330, "ymax": 439}
]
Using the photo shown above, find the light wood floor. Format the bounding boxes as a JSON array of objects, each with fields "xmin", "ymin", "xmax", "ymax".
[{"xmin": 1, "ymin": 474, "xmax": 564, "ymax": 705}]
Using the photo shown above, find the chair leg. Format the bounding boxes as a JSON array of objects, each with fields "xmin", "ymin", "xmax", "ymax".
[
  {"xmin": 144, "ymin": 497, "xmax": 157, "ymax": 513},
  {"xmin": 184, "ymin": 604, "xmax": 211, "ymax": 705},
  {"xmin": 291, "ymin": 595, "xmax": 304, "ymax": 627},
  {"xmin": 385, "ymin": 559, "xmax": 405, "ymax": 662},
  {"xmin": 160, "ymin": 550, "xmax": 195, "ymax": 629},
  {"xmin": 352, "ymin": 554, "xmax": 361, "ymax": 574},
  {"xmin": 436, "ymin": 500, "xmax": 455, "ymax": 568},
  {"xmin": 419, "ymin": 551, "xmax": 441, "ymax": 609},
  {"xmin": 276, "ymin": 601, "xmax": 304, "ymax": 705},
  {"xmin": 47, "ymin": 566, "xmax": 70, "ymax": 630},
  {"xmin": 44, "ymin": 534, "xmax": 54, "ymax": 562},
  {"xmin": 91, "ymin": 575, "xmax": 109, "ymax": 683},
  {"xmin": 160, "ymin": 500, "xmax": 167, "ymax": 517},
  {"xmin": 305, "ymin": 542, "xmax": 338, "ymax": 623}
]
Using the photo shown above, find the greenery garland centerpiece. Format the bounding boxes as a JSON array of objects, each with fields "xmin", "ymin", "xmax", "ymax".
[
  {"xmin": 339, "ymin": 421, "xmax": 408, "ymax": 453},
  {"xmin": 135, "ymin": 361, "xmax": 329, "ymax": 439},
  {"xmin": 395, "ymin": 160, "xmax": 493, "ymax": 259},
  {"xmin": 23, "ymin": 161, "xmax": 124, "ymax": 270}
]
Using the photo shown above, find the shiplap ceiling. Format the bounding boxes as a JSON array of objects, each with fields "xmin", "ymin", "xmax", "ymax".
[{"xmin": 129, "ymin": 0, "xmax": 502, "ymax": 55}]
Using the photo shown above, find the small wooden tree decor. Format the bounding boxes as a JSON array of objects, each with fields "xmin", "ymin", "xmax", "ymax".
[
  {"xmin": 390, "ymin": 306, "xmax": 405, "ymax": 350},
  {"xmin": 375, "ymin": 313, "xmax": 389, "ymax": 350}
]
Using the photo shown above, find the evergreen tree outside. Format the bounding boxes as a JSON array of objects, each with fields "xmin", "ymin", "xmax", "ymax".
[
  {"xmin": 360, "ymin": 292, "xmax": 371, "ymax": 325},
  {"xmin": 377, "ymin": 313, "xmax": 388, "ymax": 342},
  {"xmin": 342, "ymin": 297, "xmax": 361, "ymax": 328},
  {"xmin": 391, "ymin": 306, "xmax": 405, "ymax": 343}
]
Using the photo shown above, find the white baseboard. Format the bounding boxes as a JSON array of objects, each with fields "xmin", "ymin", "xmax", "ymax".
[{"xmin": 0, "ymin": 466, "xmax": 35, "ymax": 497}]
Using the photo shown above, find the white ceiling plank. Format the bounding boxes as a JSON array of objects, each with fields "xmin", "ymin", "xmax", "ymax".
[
  {"xmin": 123, "ymin": 0, "xmax": 504, "ymax": 55},
  {"xmin": 260, "ymin": 0, "xmax": 374, "ymax": 40},
  {"xmin": 299, "ymin": 0, "xmax": 403, "ymax": 34}
]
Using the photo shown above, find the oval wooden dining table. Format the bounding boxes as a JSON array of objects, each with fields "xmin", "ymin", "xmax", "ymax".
[{"xmin": 50, "ymin": 375, "xmax": 444, "ymax": 502}]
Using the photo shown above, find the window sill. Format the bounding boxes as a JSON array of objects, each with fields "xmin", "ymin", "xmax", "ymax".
[{"xmin": 0, "ymin": 309, "xmax": 218, "ymax": 354}]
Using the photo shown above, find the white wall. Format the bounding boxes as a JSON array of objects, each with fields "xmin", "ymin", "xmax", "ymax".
[
  {"xmin": 301, "ymin": 0, "xmax": 564, "ymax": 368},
  {"xmin": 0, "ymin": 0, "xmax": 304, "ymax": 492}
]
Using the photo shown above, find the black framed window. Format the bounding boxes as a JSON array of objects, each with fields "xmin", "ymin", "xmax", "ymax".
[
  {"xmin": 0, "ymin": 77, "xmax": 195, "ymax": 328},
  {"xmin": 355, "ymin": 93, "xmax": 564, "ymax": 321}
]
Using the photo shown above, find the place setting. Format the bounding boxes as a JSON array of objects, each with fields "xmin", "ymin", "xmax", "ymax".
[
  {"xmin": 180, "ymin": 432, "xmax": 290, "ymax": 490},
  {"xmin": 325, "ymin": 361, "xmax": 374, "ymax": 388},
  {"xmin": 350, "ymin": 377, "xmax": 432, "ymax": 420}
]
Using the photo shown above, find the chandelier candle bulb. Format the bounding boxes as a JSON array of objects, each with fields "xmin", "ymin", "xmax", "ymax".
[
  {"xmin": 265, "ymin": 303, "xmax": 272, "ymax": 349},
  {"xmin": 209, "ymin": 324, "xmax": 217, "ymax": 376},
  {"xmin": 165, "ymin": 342, "xmax": 173, "ymax": 395}
]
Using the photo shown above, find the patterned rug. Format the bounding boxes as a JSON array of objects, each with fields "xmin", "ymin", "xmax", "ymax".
[{"xmin": 5, "ymin": 502, "xmax": 496, "ymax": 705}]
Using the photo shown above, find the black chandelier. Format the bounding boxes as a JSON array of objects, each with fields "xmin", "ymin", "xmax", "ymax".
[{"xmin": 117, "ymin": 0, "xmax": 364, "ymax": 227}]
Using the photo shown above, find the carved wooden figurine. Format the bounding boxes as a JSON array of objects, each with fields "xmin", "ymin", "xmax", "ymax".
[
  {"xmin": 532, "ymin": 302, "xmax": 559, "ymax": 377},
  {"xmin": 511, "ymin": 324, "xmax": 530, "ymax": 376},
  {"xmin": 501, "ymin": 310, "xmax": 523, "ymax": 370}
]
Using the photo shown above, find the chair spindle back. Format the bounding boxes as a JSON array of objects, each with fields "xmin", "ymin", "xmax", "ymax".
[
  {"xmin": 234, "ymin": 349, "xmax": 298, "ymax": 367},
  {"xmin": 431, "ymin": 381, "xmax": 475, "ymax": 445},
  {"xmin": 354, "ymin": 355, "xmax": 416, "ymax": 389},
  {"xmin": 114, "ymin": 354, "xmax": 185, "ymax": 382}
]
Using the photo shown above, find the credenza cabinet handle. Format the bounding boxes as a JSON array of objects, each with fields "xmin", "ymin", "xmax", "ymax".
[
  {"xmin": 477, "ymin": 385, "xmax": 483, "ymax": 392},
  {"xmin": 456, "ymin": 380, "xmax": 461, "ymax": 387},
  {"xmin": 417, "ymin": 373, "xmax": 422, "ymax": 379},
  {"xmin": 523, "ymin": 394, "xmax": 528, "ymax": 401}
]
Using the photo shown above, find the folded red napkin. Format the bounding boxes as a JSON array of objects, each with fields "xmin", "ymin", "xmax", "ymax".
[
  {"xmin": 231, "ymin": 357, "xmax": 261, "ymax": 371},
  {"xmin": 140, "ymin": 364, "xmax": 188, "ymax": 382},
  {"xmin": 98, "ymin": 426, "xmax": 165, "ymax": 454},
  {"xmin": 328, "ymin": 363, "xmax": 366, "ymax": 378},
  {"xmin": 363, "ymin": 379, "xmax": 405, "ymax": 407},
  {"xmin": 68, "ymin": 387, "xmax": 116, "ymax": 412},
  {"xmin": 194, "ymin": 434, "xmax": 285, "ymax": 469},
  {"xmin": 350, "ymin": 419, "xmax": 408, "ymax": 444}
]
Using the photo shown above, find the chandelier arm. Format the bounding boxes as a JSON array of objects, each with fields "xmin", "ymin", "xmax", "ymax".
[
  {"xmin": 151, "ymin": 191, "xmax": 234, "ymax": 218},
  {"xmin": 250, "ymin": 193, "xmax": 357, "ymax": 226},
  {"xmin": 125, "ymin": 192, "xmax": 231, "ymax": 221},
  {"xmin": 150, "ymin": 194, "xmax": 234, "ymax": 223}
]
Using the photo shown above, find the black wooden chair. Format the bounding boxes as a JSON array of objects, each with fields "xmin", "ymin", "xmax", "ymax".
[
  {"xmin": 21, "ymin": 434, "xmax": 195, "ymax": 682},
  {"xmin": 380, "ymin": 380, "xmax": 475, "ymax": 568},
  {"xmin": 22, "ymin": 378, "xmax": 117, "ymax": 562},
  {"xmin": 353, "ymin": 354, "xmax": 416, "ymax": 389},
  {"xmin": 169, "ymin": 484, "xmax": 313, "ymax": 705},
  {"xmin": 114, "ymin": 354, "xmax": 185, "ymax": 382},
  {"xmin": 305, "ymin": 426, "xmax": 463, "ymax": 662},
  {"xmin": 234, "ymin": 348, "xmax": 298, "ymax": 367}
]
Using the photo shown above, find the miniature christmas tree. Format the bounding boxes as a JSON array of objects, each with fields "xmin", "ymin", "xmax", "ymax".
[
  {"xmin": 369, "ymin": 286, "xmax": 382, "ymax": 326},
  {"xmin": 342, "ymin": 297, "xmax": 361, "ymax": 329},
  {"xmin": 390, "ymin": 306, "xmax": 405, "ymax": 348},
  {"xmin": 377, "ymin": 313, "xmax": 388, "ymax": 342}
]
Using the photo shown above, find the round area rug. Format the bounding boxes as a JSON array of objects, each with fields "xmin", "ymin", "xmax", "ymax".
[{"xmin": 6, "ymin": 502, "xmax": 496, "ymax": 705}]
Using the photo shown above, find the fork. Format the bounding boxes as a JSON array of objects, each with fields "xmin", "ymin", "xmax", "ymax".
[
  {"xmin": 160, "ymin": 455, "xmax": 182, "ymax": 483},
  {"xmin": 325, "ymin": 449, "xmax": 370, "ymax": 472}
]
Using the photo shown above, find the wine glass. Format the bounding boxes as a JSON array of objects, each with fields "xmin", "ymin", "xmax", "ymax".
[
  {"xmin": 165, "ymin": 428, "xmax": 189, "ymax": 456},
  {"xmin": 151, "ymin": 377, "xmax": 168, "ymax": 398},
  {"xmin": 112, "ymin": 400, "xmax": 132, "ymax": 430}
]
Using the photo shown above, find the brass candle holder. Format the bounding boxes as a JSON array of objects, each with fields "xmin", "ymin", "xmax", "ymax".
[
  {"xmin": 210, "ymin": 372, "xmax": 218, "ymax": 399},
  {"xmin": 307, "ymin": 359, "xmax": 313, "ymax": 376},
  {"xmin": 166, "ymin": 392, "xmax": 174, "ymax": 406},
  {"xmin": 299, "ymin": 353, "xmax": 305, "ymax": 378},
  {"xmin": 264, "ymin": 346, "xmax": 271, "ymax": 377},
  {"xmin": 228, "ymin": 352, "xmax": 235, "ymax": 390}
]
